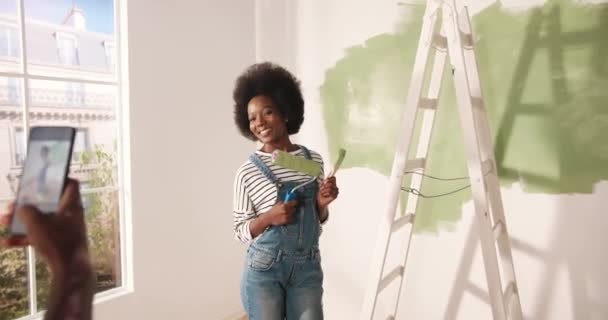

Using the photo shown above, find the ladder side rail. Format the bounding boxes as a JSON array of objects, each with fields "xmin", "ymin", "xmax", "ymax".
[
  {"xmin": 442, "ymin": 2, "xmax": 507, "ymax": 319},
  {"xmin": 360, "ymin": 3, "xmax": 442, "ymax": 319},
  {"xmin": 391, "ymin": 26, "xmax": 449, "ymax": 318},
  {"xmin": 458, "ymin": 8, "xmax": 524, "ymax": 320}
]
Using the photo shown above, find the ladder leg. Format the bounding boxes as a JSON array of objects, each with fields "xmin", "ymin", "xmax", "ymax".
[
  {"xmin": 360, "ymin": 3, "xmax": 441, "ymax": 319},
  {"xmin": 442, "ymin": 2, "xmax": 507, "ymax": 319},
  {"xmin": 458, "ymin": 8, "xmax": 523, "ymax": 319},
  {"xmin": 391, "ymin": 24, "xmax": 448, "ymax": 318}
]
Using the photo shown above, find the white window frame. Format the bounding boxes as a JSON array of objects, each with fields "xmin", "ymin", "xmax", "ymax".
[{"xmin": 0, "ymin": 1, "xmax": 132, "ymax": 318}]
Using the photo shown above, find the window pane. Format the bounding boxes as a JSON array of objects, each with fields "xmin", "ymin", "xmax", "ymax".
[
  {"xmin": 36, "ymin": 190, "xmax": 122, "ymax": 309},
  {"xmin": 0, "ymin": 0, "xmax": 22, "ymax": 73},
  {"xmin": 0, "ymin": 243, "xmax": 29, "ymax": 320},
  {"xmin": 35, "ymin": 256, "xmax": 51, "ymax": 311},
  {"xmin": 0, "ymin": 77, "xmax": 23, "ymax": 196},
  {"xmin": 28, "ymin": 79, "xmax": 116, "ymax": 111},
  {"xmin": 29, "ymin": 78, "xmax": 121, "ymax": 306},
  {"xmin": 84, "ymin": 189, "xmax": 121, "ymax": 294},
  {"xmin": 25, "ymin": 1, "xmax": 116, "ymax": 81},
  {"xmin": 0, "ymin": 76, "xmax": 27, "ymax": 319}
]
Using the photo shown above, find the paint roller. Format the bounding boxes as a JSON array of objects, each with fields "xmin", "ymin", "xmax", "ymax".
[{"xmin": 272, "ymin": 148, "xmax": 347, "ymax": 202}]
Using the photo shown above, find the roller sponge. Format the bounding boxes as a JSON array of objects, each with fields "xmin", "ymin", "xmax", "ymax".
[{"xmin": 271, "ymin": 150, "xmax": 322, "ymax": 176}]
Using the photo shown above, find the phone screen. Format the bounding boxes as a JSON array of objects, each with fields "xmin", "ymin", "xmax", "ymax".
[{"xmin": 10, "ymin": 128, "xmax": 75, "ymax": 235}]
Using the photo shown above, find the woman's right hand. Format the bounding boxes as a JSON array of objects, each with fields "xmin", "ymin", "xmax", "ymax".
[{"xmin": 266, "ymin": 200, "xmax": 298, "ymax": 226}]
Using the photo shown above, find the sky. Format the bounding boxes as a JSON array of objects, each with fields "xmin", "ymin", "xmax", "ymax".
[{"xmin": 0, "ymin": 0, "xmax": 114, "ymax": 34}]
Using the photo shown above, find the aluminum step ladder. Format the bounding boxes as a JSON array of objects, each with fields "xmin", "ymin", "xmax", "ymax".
[{"xmin": 360, "ymin": 1, "xmax": 523, "ymax": 319}]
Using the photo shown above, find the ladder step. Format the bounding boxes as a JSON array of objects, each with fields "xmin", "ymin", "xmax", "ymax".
[
  {"xmin": 471, "ymin": 96, "xmax": 484, "ymax": 110},
  {"xmin": 460, "ymin": 29, "xmax": 474, "ymax": 47},
  {"xmin": 420, "ymin": 98, "xmax": 438, "ymax": 110},
  {"xmin": 464, "ymin": 280, "xmax": 490, "ymax": 303},
  {"xmin": 391, "ymin": 214, "xmax": 415, "ymax": 233},
  {"xmin": 503, "ymin": 281, "xmax": 519, "ymax": 312},
  {"xmin": 481, "ymin": 159, "xmax": 493, "ymax": 175},
  {"xmin": 405, "ymin": 158, "xmax": 426, "ymax": 171},
  {"xmin": 492, "ymin": 220, "xmax": 504, "ymax": 241},
  {"xmin": 378, "ymin": 266, "xmax": 405, "ymax": 293},
  {"xmin": 432, "ymin": 33, "xmax": 447, "ymax": 49}
]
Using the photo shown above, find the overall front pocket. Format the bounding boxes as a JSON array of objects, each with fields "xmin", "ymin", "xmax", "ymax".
[{"xmin": 248, "ymin": 247, "xmax": 278, "ymax": 271}]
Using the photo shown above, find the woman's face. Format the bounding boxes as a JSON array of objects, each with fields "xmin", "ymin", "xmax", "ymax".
[{"xmin": 247, "ymin": 95, "xmax": 288, "ymax": 145}]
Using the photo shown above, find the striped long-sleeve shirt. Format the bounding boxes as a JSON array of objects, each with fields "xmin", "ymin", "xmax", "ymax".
[{"xmin": 233, "ymin": 148, "xmax": 326, "ymax": 243}]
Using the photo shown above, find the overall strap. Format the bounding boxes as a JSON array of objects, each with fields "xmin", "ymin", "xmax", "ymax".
[
  {"xmin": 248, "ymin": 153, "xmax": 279, "ymax": 184},
  {"xmin": 298, "ymin": 145, "xmax": 313, "ymax": 160}
]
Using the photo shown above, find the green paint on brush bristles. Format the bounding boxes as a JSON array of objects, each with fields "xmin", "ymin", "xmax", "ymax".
[
  {"xmin": 329, "ymin": 148, "xmax": 347, "ymax": 177},
  {"xmin": 272, "ymin": 150, "xmax": 322, "ymax": 176}
]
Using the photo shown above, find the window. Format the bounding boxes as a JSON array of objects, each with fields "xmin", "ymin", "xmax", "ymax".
[
  {"xmin": 13, "ymin": 127, "xmax": 25, "ymax": 166},
  {"xmin": 0, "ymin": 76, "xmax": 21, "ymax": 106},
  {"xmin": 104, "ymin": 40, "xmax": 116, "ymax": 70},
  {"xmin": 66, "ymin": 81, "xmax": 85, "ymax": 107},
  {"xmin": 0, "ymin": 25, "xmax": 19, "ymax": 58},
  {"xmin": 55, "ymin": 32, "xmax": 80, "ymax": 66},
  {"xmin": 72, "ymin": 128, "xmax": 90, "ymax": 163},
  {"xmin": 0, "ymin": 1, "xmax": 127, "ymax": 319}
]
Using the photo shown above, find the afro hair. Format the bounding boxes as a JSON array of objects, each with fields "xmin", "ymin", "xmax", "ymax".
[{"xmin": 232, "ymin": 62, "xmax": 304, "ymax": 140}]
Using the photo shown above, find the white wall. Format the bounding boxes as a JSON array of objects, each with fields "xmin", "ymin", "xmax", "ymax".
[
  {"xmin": 256, "ymin": 0, "xmax": 608, "ymax": 319},
  {"xmin": 93, "ymin": 0, "xmax": 254, "ymax": 319}
]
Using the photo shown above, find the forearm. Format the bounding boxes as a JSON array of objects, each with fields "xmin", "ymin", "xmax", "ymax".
[
  {"xmin": 248, "ymin": 214, "xmax": 272, "ymax": 239},
  {"xmin": 45, "ymin": 251, "xmax": 95, "ymax": 320}
]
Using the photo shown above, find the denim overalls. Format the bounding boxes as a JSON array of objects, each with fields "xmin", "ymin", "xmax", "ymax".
[{"xmin": 241, "ymin": 146, "xmax": 324, "ymax": 320}]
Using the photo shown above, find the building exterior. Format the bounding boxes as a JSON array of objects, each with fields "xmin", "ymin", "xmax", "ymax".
[
  {"xmin": 0, "ymin": 5, "xmax": 117, "ymax": 206},
  {"xmin": 0, "ymin": 6, "xmax": 121, "ymax": 319}
]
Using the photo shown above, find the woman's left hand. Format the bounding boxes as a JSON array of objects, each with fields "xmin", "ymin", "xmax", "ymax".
[{"xmin": 317, "ymin": 176, "xmax": 339, "ymax": 209}]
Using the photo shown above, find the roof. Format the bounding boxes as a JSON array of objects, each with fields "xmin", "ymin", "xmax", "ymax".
[{"xmin": 0, "ymin": 13, "xmax": 114, "ymax": 72}]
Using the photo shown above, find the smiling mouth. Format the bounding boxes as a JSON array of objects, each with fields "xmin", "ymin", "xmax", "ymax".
[{"xmin": 259, "ymin": 128, "xmax": 272, "ymax": 136}]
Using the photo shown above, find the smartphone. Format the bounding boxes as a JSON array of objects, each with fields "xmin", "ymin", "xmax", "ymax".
[{"xmin": 9, "ymin": 127, "xmax": 76, "ymax": 235}]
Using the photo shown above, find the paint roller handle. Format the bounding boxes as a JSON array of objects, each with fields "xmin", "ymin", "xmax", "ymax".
[{"xmin": 284, "ymin": 191, "xmax": 297, "ymax": 202}]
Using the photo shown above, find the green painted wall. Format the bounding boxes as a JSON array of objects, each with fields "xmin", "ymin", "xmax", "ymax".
[{"xmin": 320, "ymin": 0, "xmax": 608, "ymax": 232}]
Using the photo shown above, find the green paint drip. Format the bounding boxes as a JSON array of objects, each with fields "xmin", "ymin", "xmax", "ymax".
[{"xmin": 319, "ymin": 0, "xmax": 608, "ymax": 233}]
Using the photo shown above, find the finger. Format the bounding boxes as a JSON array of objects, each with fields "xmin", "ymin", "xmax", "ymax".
[
  {"xmin": 319, "ymin": 184, "xmax": 332, "ymax": 192},
  {"xmin": 0, "ymin": 201, "xmax": 16, "ymax": 226},
  {"xmin": 285, "ymin": 200, "xmax": 298, "ymax": 208},
  {"xmin": 320, "ymin": 182, "xmax": 335, "ymax": 191},
  {"xmin": 5, "ymin": 202, "xmax": 15, "ymax": 215},
  {"xmin": 16, "ymin": 206, "xmax": 60, "ymax": 259},
  {"xmin": 58, "ymin": 179, "xmax": 82, "ymax": 213},
  {"xmin": 17, "ymin": 205, "xmax": 52, "ymax": 242},
  {"xmin": 2, "ymin": 235, "xmax": 30, "ymax": 247},
  {"xmin": 0, "ymin": 213, "xmax": 10, "ymax": 226}
]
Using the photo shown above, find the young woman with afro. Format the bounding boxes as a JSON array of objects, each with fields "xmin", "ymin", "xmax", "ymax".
[{"xmin": 232, "ymin": 62, "xmax": 339, "ymax": 320}]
